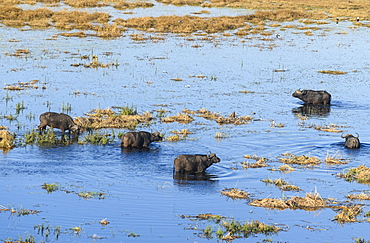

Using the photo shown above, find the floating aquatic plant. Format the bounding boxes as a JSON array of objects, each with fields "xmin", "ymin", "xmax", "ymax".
[{"xmin": 41, "ymin": 183, "xmax": 60, "ymax": 193}]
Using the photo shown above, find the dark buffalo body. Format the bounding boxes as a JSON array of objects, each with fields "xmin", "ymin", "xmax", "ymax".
[
  {"xmin": 292, "ymin": 90, "xmax": 331, "ymax": 105},
  {"xmin": 174, "ymin": 153, "xmax": 221, "ymax": 173},
  {"xmin": 341, "ymin": 133, "xmax": 360, "ymax": 149},
  {"xmin": 38, "ymin": 112, "xmax": 80, "ymax": 136},
  {"xmin": 121, "ymin": 131, "xmax": 162, "ymax": 148}
]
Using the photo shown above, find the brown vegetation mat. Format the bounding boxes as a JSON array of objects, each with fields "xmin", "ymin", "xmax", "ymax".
[
  {"xmin": 279, "ymin": 153, "xmax": 321, "ymax": 166},
  {"xmin": 216, "ymin": 115, "xmax": 253, "ymax": 125},
  {"xmin": 183, "ymin": 108, "xmax": 220, "ymax": 120},
  {"xmin": 74, "ymin": 108, "xmax": 154, "ymax": 129},
  {"xmin": 333, "ymin": 205, "xmax": 362, "ymax": 223},
  {"xmin": 242, "ymin": 155, "xmax": 268, "ymax": 168},
  {"xmin": 261, "ymin": 178, "xmax": 301, "ymax": 191},
  {"xmin": 221, "ymin": 188, "xmax": 249, "ymax": 199},
  {"xmin": 313, "ymin": 124, "xmax": 344, "ymax": 133},
  {"xmin": 346, "ymin": 193, "xmax": 370, "ymax": 201},
  {"xmin": 325, "ymin": 152, "xmax": 348, "ymax": 165},
  {"xmin": 337, "ymin": 165, "xmax": 370, "ymax": 184},
  {"xmin": 161, "ymin": 113, "xmax": 194, "ymax": 123},
  {"xmin": 249, "ymin": 193, "xmax": 330, "ymax": 211}
]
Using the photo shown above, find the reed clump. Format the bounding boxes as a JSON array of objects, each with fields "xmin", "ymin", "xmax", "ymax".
[
  {"xmin": 95, "ymin": 23, "xmax": 126, "ymax": 38},
  {"xmin": 334, "ymin": 205, "xmax": 362, "ymax": 223},
  {"xmin": 161, "ymin": 113, "xmax": 194, "ymax": 123},
  {"xmin": 0, "ymin": 130, "xmax": 15, "ymax": 149},
  {"xmin": 221, "ymin": 188, "xmax": 249, "ymax": 199},
  {"xmin": 242, "ymin": 155, "xmax": 268, "ymax": 168},
  {"xmin": 337, "ymin": 165, "xmax": 370, "ymax": 184},
  {"xmin": 74, "ymin": 107, "xmax": 154, "ymax": 129},
  {"xmin": 279, "ymin": 153, "xmax": 321, "ymax": 166},
  {"xmin": 261, "ymin": 178, "xmax": 301, "ymax": 191},
  {"xmin": 346, "ymin": 193, "xmax": 370, "ymax": 201},
  {"xmin": 325, "ymin": 152, "xmax": 348, "ymax": 164},
  {"xmin": 250, "ymin": 192, "xmax": 329, "ymax": 211},
  {"xmin": 216, "ymin": 115, "xmax": 253, "ymax": 125}
]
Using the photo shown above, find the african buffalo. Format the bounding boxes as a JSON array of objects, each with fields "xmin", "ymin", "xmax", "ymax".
[
  {"xmin": 292, "ymin": 90, "xmax": 331, "ymax": 105},
  {"xmin": 341, "ymin": 133, "xmax": 360, "ymax": 149},
  {"xmin": 174, "ymin": 153, "xmax": 221, "ymax": 173},
  {"xmin": 121, "ymin": 131, "xmax": 162, "ymax": 148},
  {"xmin": 38, "ymin": 112, "xmax": 81, "ymax": 137}
]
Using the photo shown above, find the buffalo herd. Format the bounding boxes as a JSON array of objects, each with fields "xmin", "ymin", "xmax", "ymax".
[{"xmin": 36, "ymin": 89, "xmax": 360, "ymax": 176}]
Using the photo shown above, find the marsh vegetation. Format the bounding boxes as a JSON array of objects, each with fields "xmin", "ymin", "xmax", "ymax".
[{"xmin": 1, "ymin": 0, "xmax": 370, "ymax": 242}]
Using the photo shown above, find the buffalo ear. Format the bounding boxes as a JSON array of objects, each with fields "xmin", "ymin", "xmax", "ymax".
[{"xmin": 301, "ymin": 90, "xmax": 307, "ymax": 95}]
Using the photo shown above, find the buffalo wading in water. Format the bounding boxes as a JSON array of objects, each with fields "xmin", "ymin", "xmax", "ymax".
[
  {"xmin": 174, "ymin": 153, "xmax": 221, "ymax": 173},
  {"xmin": 341, "ymin": 133, "xmax": 360, "ymax": 149},
  {"xmin": 38, "ymin": 112, "xmax": 81, "ymax": 139},
  {"xmin": 121, "ymin": 131, "xmax": 162, "ymax": 148},
  {"xmin": 292, "ymin": 89, "xmax": 331, "ymax": 105}
]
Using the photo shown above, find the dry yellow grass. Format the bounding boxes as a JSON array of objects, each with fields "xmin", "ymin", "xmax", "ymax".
[
  {"xmin": 250, "ymin": 192, "xmax": 329, "ymax": 211},
  {"xmin": 74, "ymin": 108, "xmax": 154, "ymax": 129},
  {"xmin": 242, "ymin": 156, "xmax": 268, "ymax": 168},
  {"xmin": 325, "ymin": 152, "xmax": 348, "ymax": 165},
  {"xmin": 0, "ymin": 130, "xmax": 15, "ymax": 149},
  {"xmin": 346, "ymin": 193, "xmax": 370, "ymax": 201},
  {"xmin": 337, "ymin": 165, "xmax": 370, "ymax": 184},
  {"xmin": 334, "ymin": 205, "xmax": 362, "ymax": 223},
  {"xmin": 161, "ymin": 113, "xmax": 194, "ymax": 123},
  {"xmin": 279, "ymin": 153, "xmax": 321, "ymax": 165}
]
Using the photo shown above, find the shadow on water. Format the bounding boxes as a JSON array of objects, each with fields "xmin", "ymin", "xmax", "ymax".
[
  {"xmin": 292, "ymin": 104, "xmax": 331, "ymax": 117},
  {"xmin": 173, "ymin": 171, "xmax": 219, "ymax": 194},
  {"xmin": 173, "ymin": 171, "xmax": 218, "ymax": 182}
]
